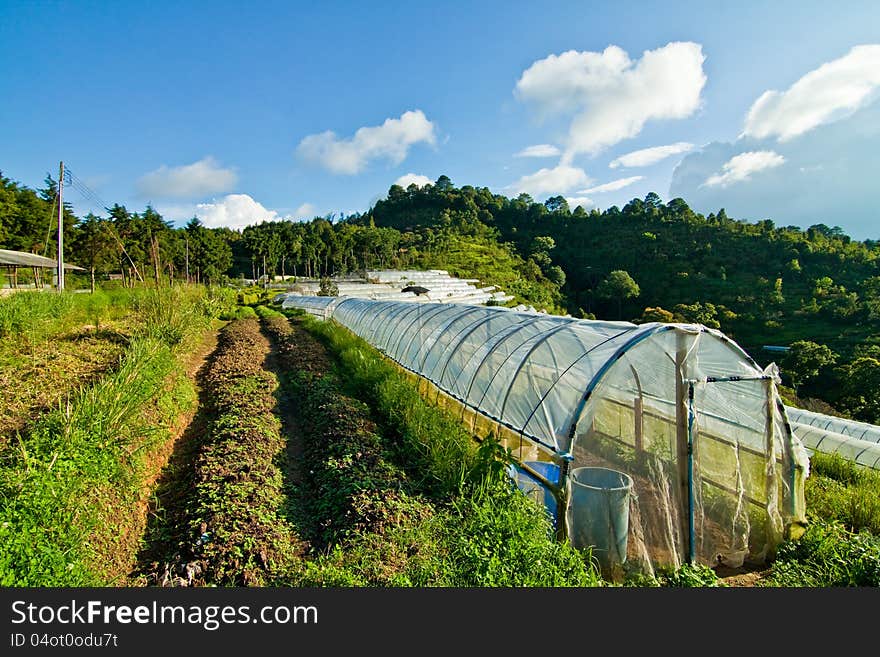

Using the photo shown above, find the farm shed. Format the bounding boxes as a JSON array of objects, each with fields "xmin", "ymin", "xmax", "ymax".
[
  {"xmin": 282, "ymin": 295, "xmax": 809, "ymax": 575},
  {"xmin": 0, "ymin": 248, "xmax": 84, "ymax": 289}
]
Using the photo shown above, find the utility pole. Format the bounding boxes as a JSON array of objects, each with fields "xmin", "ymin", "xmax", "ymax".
[
  {"xmin": 57, "ymin": 161, "xmax": 65, "ymax": 291},
  {"xmin": 185, "ymin": 234, "xmax": 190, "ymax": 283}
]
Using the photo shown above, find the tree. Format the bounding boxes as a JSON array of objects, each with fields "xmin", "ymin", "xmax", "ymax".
[
  {"xmin": 317, "ymin": 276, "xmax": 338, "ymax": 297},
  {"xmin": 781, "ymin": 341, "xmax": 837, "ymax": 393},
  {"xmin": 544, "ymin": 195, "xmax": 569, "ymax": 213},
  {"xmin": 673, "ymin": 301, "xmax": 721, "ymax": 329},
  {"xmin": 597, "ymin": 270, "xmax": 640, "ymax": 319},
  {"xmin": 640, "ymin": 307, "xmax": 674, "ymax": 323},
  {"xmin": 434, "ymin": 175, "xmax": 453, "ymax": 192},
  {"xmin": 73, "ymin": 213, "xmax": 116, "ymax": 292},
  {"xmin": 546, "ymin": 265, "xmax": 566, "ymax": 287},
  {"xmin": 836, "ymin": 355, "xmax": 880, "ymax": 423}
]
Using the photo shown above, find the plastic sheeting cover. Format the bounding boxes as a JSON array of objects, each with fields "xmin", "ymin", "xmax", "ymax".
[{"xmin": 282, "ymin": 295, "xmax": 809, "ymax": 573}]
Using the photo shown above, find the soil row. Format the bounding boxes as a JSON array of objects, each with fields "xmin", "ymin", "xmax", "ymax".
[
  {"xmin": 141, "ymin": 319, "xmax": 303, "ymax": 586},
  {"xmin": 261, "ymin": 315, "xmax": 435, "ymax": 569}
]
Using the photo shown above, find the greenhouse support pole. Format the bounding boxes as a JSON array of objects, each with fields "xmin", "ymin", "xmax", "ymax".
[
  {"xmin": 686, "ymin": 382, "xmax": 696, "ymax": 565},
  {"xmin": 674, "ymin": 331, "xmax": 690, "ymax": 563},
  {"xmin": 555, "ymin": 456, "xmax": 573, "ymax": 543}
]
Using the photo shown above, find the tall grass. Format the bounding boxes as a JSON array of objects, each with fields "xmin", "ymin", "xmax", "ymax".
[
  {"xmin": 763, "ymin": 520, "xmax": 880, "ymax": 586},
  {"xmin": 0, "ymin": 292, "xmax": 76, "ymax": 339},
  {"xmin": 304, "ymin": 316, "xmax": 478, "ymax": 498},
  {"xmin": 804, "ymin": 452, "xmax": 880, "ymax": 535},
  {"xmin": 0, "ymin": 284, "xmax": 224, "ymax": 585},
  {"xmin": 0, "ymin": 338, "xmax": 183, "ymax": 585}
]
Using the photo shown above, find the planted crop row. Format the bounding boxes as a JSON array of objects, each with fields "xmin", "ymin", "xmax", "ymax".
[
  {"xmin": 261, "ymin": 315, "xmax": 428, "ymax": 551},
  {"xmin": 267, "ymin": 310, "xmax": 601, "ymax": 586},
  {"xmin": 160, "ymin": 319, "xmax": 302, "ymax": 586}
]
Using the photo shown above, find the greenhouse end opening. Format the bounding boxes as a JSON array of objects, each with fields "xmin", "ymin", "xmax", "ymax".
[{"xmin": 282, "ymin": 295, "xmax": 809, "ymax": 577}]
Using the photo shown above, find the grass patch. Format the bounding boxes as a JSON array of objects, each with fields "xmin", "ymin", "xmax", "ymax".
[
  {"xmin": 762, "ymin": 519, "xmax": 880, "ymax": 586},
  {"xmin": 270, "ymin": 313, "xmax": 601, "ymax": 586},
  {"xmin": 0, "ymin": 285, "xmax": 223, "ymax": 585},
  {"xmin": 803, "ymin": 452, "xmax": 880, "ymax": 536}
]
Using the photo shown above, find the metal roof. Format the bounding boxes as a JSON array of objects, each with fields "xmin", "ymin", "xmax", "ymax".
[{"xmin": 0, "ymin": 249, "xmax": 85, "ymax": 270}]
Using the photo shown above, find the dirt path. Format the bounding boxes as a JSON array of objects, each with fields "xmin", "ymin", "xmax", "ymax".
[
  {"xmin": 128, "ymin": 326, "xmax": 221, "ymax": 585},
  {"xmin": 260, "ymin": 318, "xmax": 305, "ymax": 484}
]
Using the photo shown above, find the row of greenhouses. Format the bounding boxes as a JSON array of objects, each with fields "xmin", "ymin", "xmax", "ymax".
[{"xmin": 281, "ymin": 294, "xmax": 809, "ymax": 575}]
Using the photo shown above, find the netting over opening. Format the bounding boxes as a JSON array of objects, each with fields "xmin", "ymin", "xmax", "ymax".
[{"xmin": 282, "ymin": 295, "xmax": 809, "ymax": 573}]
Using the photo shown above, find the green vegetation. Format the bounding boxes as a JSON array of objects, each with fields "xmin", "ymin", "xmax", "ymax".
[
  {"xmin": 154, "ymin": 319, "xmax": 302, "ymax": 586},
  {"xmin": 4, "ymin": 164, "xmax": 880, "ymax": 587},
  {"xmin": 368, "ymin": 180, "xmax": 880, "ymax": 420},
  {"xmin": 0, "ymin": 286, "xmax": 220, "ymax": 585},
  {"xmin": 763, "ymin": 521, "xmax": 880, "ymax": 586},
  {"xmin": 804, "ymin": 453, "xmax": 880, "ymax": 535},
  {"xmin": 5, "ymin": 167, "xmax": 880, "ymax": 416},
  {"xmin": 268, "ymin": 312, "xmax": 601, "ymax": 586},
  {"xmin": 762, "ymin": 452, "xmax": 880, "ymax": 586},
  {"xmin": 626, "ymin": 563, "xmax": 724, "ymax": 588}
]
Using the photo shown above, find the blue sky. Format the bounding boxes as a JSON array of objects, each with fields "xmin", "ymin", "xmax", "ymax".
[{"xmin": 2, "ymin": 1, "xmax": 879, "ymax": 238}]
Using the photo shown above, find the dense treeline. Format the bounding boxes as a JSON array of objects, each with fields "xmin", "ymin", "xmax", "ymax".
[
  {"xmin": 2, "ymin": 168, "xmax": 879, "ymax": 421},
  {"xmin": 0, "ymin": 170, "xmax": 563, "ymax": 310},
  {"xmin": 368, "ymin": 177, "xmax": 880, "ymax": 422}
]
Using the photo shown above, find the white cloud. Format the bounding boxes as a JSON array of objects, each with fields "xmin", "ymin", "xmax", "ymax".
[
  {"xmin": 137, "ymin": 157, "xmax": 237, "ymax": 198},
  {"xmin": 670, "ymin": 98, "xmax": 880, "ymax": 240},
  {"xmin": 515, "ymin": 42, "xmax": 706, "ymax": 159},
  {"xmin": 296, "ymin": 110, "xmax": 436, "ymax": 174},
  {"xmin": 744, "ymin": 45, "xmax": 880, "ymax": 141},
  {"xmin": 565, "ymin": 196, "xmax": 594, "ymax": 210},
  {"xmin": 195, "ymin": 194, "xmax": 285, "ymax": 230},
  {"xmin": 293, "ymin": 203, "xmax": 316, "ymax": 219},
  {"xmin": 507, "ymin": 165, "xmax": 591, "ymax": 197},
  {"xmin": 579, "ymin": 175, "xmax": 644, "ymax": 194},
  {"xmin": 702, "ymin": 151, "xmax": 786, "ymax": 188},
  {"xmin": 609, "ymin": 142, "xmax": 694, "ymax": 168},
  {"xmin": 515, "ymin": 144, "xmax": 562, "ymax": 158},
  {"xmin": 394, "ymin": 173, "xmax": 432, "ymax": 188}
]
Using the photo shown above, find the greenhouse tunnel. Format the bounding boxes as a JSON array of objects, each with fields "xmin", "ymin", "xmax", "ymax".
[{"xmin": 281, "ymin": 294, "xmax": 809, "ymax": 576}]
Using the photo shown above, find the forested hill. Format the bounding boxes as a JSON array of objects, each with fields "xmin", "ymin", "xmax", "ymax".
[
  {"xmin": 370, "ymin": 178, "xmax": 878, "ymax": 352},
  {"xmin": 3, "ymin": 169, "xmax": 879, "ymax": 421},
  {"xmin": 367, "ymin": 177, "xmax": 880, "ymax": 420}
]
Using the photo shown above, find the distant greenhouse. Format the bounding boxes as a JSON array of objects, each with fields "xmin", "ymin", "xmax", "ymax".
[{"xmin": 282, "ymin": 295, "xmax": 809, "ymax": 575}]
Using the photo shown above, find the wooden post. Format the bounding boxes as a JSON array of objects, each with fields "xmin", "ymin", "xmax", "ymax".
[
  {"xmin": 634, "ymin": 397, "xmax": 644, "ymax": 452},
  {"xmin": 675, "ymin": 330, "xmax": 690, "ymax": 561},
  {"xmin": 630, "ymin": 364, "xmax": 644, "ymax": 453}
]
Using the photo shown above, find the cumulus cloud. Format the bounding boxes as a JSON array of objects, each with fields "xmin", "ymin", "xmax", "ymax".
[
  {"xmin": 137, "ymin": 157, "xmax": 237, "ymax": 199},
  {"xmin": 669, "ymin": 98, "xmax": 880, "ymax": 240},
  {"xmin": 579, "ymin": 175, "xmax": 644, "ymax": 194},
  {"xmin": 293, "ymin": 203, "xmax": 316, "ymax": 219},
  {"xmin": 507, "ymin": 165, "xmax": 591, "ymax": 198},
  {"xmin": 609, "ymin": 142, "xmax": 694, "ymax": 168},
  {"xmin": 515, "ymin": 144, "xmax": 562, "ymax": 158},
  {"xmin": 515, "ymin": 42, "xmax": 706, "ymax": 160},
  {"xmin": 743, "ymin": 44, "xmax": 880, "ymax": 141},
  {"xmin": 566, "ymin": 196, "xmax": 594, "ymax": 210},
  {"xmin": 394, "ymin": 173, "xmax": 432, "ymax": 188},
  {"xmin": 702, "ymin": 151, "xmax": 785, "ymax": 188},
  {"xmin": 195, "ymin": 194, "xmax": 284, "ymax": 230},
  {"xmin": 296, "ymin": 110, "xmax": 436, "ymax": 174}
]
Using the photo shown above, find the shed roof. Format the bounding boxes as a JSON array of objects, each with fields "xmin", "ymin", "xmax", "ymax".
[{"xmin": 0, "ymin": 249, "xmax": 85, "ymax": 270}]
